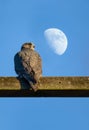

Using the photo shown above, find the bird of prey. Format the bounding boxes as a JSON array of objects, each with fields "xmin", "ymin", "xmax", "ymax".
[{"xmin": 14, "ymin": 42, "xmax": 42, "ymax": 91}]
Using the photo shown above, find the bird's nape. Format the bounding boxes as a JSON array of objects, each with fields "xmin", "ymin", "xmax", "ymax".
[{"xmin": 21, "ymin": 42, "xmax": 35, "ymax": 50}]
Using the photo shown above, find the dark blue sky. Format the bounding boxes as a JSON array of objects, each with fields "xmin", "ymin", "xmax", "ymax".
[
  {"xmin": 0, "ymin": 98, "xmax": 89, "ymax": 130},
  {"xmin": 0, "ymin": 1, "xmax": 89, "ymax": 130}
]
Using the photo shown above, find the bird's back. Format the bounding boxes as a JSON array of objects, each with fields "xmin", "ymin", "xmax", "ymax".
[{"xmin": 14, "ymin": 49, "xmax": 42, "ymax": 83}]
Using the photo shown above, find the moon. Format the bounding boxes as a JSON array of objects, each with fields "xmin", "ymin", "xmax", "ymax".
[{"xmin": 44, "ymin": 28, "xmax": 68, "ymax": 55}]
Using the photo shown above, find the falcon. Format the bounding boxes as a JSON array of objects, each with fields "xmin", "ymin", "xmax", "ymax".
[{"xmin": 14, "ymin": 42, "xmax": 42, "ymax": 91}]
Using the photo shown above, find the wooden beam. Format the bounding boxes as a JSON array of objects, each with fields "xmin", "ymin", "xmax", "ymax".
[{"xmin": 0, "ymin": 77, "xmax": 89, "ymax": 97}]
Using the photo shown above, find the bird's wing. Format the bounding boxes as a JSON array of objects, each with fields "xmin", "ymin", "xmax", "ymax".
[
  {"xmin": 29, "ymin": 51, "xmax": 42, "ymax": 76},
  {"xmin": 28, "ymin": 50, "xmax": 42, "ymax": 82},
  {"xmin": 14, "ymin": 53, "xmax": 24, "ymax": 75}
]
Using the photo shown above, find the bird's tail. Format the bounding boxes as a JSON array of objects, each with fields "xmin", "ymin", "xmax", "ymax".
[{"xmin": 22, "ymin": 74, "xmax": 38, "ymax": 92}]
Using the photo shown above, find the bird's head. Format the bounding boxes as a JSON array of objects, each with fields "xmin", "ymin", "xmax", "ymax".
[{"xmin": 21, "ymin": 42, "xmax": 35, "ymax": 51}]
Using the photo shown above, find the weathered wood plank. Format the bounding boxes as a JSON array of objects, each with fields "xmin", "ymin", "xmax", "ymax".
[{"xmin": 0, "ymin": 77, "xmax": 89, "ymax": 97}]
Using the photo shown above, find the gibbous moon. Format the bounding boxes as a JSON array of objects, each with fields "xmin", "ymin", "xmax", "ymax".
[{"xmin": 44, "ymin": 28, "xmax": 68, "ymax": 55}]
